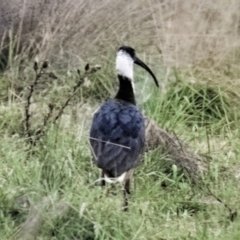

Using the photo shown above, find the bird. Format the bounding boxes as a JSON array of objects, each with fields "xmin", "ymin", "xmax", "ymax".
[{"xmin": 89, "ymin": 46, "xmax": 159, "ymax": 210}]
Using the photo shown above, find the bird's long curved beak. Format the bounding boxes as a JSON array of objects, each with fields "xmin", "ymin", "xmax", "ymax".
[{"xmin": 134, "ymin": 57, "xmax": 159, "ymax": 87}]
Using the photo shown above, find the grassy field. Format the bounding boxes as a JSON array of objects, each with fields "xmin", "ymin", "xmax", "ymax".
[
  {"xmin": 1, "ymin": 1, "xmax": 240, "ymax": 239},
  {"xmin": 0, "ymin": 65, "xmax": 240, "ymax": 239}
]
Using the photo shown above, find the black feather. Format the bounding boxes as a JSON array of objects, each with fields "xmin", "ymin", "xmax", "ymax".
[{"xmin": 90, "ymin": 99, "xmax": 145, "ymax": 178}]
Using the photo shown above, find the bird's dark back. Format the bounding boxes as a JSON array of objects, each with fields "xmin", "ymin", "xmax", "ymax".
[{"xmin": 90, "ymin": 99, "xmax": 145, "ymax": 178}]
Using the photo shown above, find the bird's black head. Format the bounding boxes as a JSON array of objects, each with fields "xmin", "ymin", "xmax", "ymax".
[
  {"xmin": 118, "ymin": 46, "xmax": 136, "ymax": 59},
  {"xmin": 117, "ymin": 46, "xmax": 159, "ymax": 87}
]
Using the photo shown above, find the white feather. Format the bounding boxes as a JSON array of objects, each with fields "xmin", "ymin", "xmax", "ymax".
[
  {"xmin": 104, "ymin": 172, "xmax": 126, "ymax": 183},
  {"xmin": 116, "ymin": 50, "xmax": 134, "ymax": 81}
]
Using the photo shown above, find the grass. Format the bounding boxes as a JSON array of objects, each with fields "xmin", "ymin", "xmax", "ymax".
[
  {"xmin": 1, "ymin": 1, "xmax": 240, "ymax": 239},
  {"xmin": 0, "ymin": 67, "xmax": 240, "ymax": 239}
]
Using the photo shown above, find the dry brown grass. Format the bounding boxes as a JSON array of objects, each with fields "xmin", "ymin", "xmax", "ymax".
[
  {"xmin": 13, "ymin": 196, "xmax": 69, "ymax": 240},
  {"xmin": 1, "ymin": 0, "xmax": 240, "ymax": 67},
  {"xmin": 1, "ymin": 0, "xmax": 240, "ymax": 102},
  {"xmin": 145, "ymin": 116, "xmax": 207, "ymax": 182}
]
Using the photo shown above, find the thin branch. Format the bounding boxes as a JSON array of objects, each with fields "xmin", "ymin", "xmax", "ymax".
[
  {"xmin": 53, "ymin": 72, "xmax": 86, "ymax": 124},
  {"xmin": 24, "ymin": 66, "xmax": 42, "ymax": 143},
  {"xmin": 89, "ymin": 136, "xmax": 131, "ymax": 150},
  {"xmin": 24, "ymin": 61, "xmax": 48, "ymax": 144},
  {"xmin": 199, "ymin": 183, "xmax": 237, "ymax": 221},
  {"xmin": 33, "ymin": 104, "xmax": 55, "ymax": 143}
]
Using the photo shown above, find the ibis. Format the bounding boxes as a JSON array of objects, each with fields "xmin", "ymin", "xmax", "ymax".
[{"xmin": 89, "ymin": 46, "xmax": 159, "ymax": 210}]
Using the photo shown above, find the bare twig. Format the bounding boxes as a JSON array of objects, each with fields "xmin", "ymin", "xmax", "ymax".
[
  {"xmin": 89, "ymin": 136, "xmax": 131, "ymax": 149},
  {"xmin": 53, "ymin": 70, "xmax": 86, "ymax": 124},
  {"xmin": 43, "ymin": 103, "xmax": 55, "ymax": 127},
  {"xmin": 25, "ymin": 62, "xmax": 42, "ymax": 143},
  {"xmin": 24, "ymin": 62, "xmax": 100, "ymax": 146},
  {"xmin": 24, "ymin": 60, "xmax": 49, "ymax": 144},
  {"xmin": 204, "ymin": 184, "xmax": 237, "ymax": 221}
]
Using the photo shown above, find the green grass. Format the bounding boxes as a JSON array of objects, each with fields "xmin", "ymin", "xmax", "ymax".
[{"xmin": 0, "ymin": 67, "xmax": 240, "ymax": 240}]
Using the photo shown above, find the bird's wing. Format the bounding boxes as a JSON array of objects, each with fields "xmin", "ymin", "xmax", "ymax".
[{"xmin": 90, "ymin": 101, "xmax": 145, "ymax": 177}]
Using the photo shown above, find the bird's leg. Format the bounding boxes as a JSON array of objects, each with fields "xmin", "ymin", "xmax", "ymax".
[
  {"xmin": 123, "ymin": 190, "xmax": 128, "ymax": 211},
  {"xmin": 124, "ymin": 178, "xmax": 131, "ymax": 194},
  {"xmin": 122, "ymin": 178, "xmax": 131, "ymax": 211},
  {"xmin": 122, "ymin": 170, "xmax": 134, "ymax": 211},
  {"xmin": 101, "ymin": 170, "xmax": 106, "ymax": 187}
]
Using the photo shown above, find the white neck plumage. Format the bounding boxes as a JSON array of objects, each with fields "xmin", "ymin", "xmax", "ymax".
[{"xmin": 116, "ymin": 50, "xmax": 135, "ymax": 91}]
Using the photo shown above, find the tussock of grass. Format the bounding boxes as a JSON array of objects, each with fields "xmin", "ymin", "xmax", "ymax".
[
  {"xmin": 144, "ymin": 79, "xmax": 237, "ymax": 131},
  {"xmin": 145, "ymin": 116, "xmax": 207, "ymax": 182}
]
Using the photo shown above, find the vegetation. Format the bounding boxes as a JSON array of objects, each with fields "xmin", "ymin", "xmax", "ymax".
[{"xmin": 1, "ymin": 0, "xmax": 240, "ymax": 239}]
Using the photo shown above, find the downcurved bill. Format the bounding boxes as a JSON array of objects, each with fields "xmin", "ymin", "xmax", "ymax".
[{"xmin": 134, "ymin": 57, "xmax": 159, "ymax": 87}]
